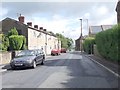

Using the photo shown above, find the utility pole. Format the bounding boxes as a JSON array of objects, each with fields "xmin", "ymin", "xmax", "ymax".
[
  {"xmin": 79, "ymin": 19, "xmax": 82, "ymax": 52},
  {"xmin": 79, "ymin": 19, "xmax": 82, "ymax": 37}
]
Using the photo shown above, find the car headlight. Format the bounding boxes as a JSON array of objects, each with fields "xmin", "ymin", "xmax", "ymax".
[
  {"xmin": 10, "ymin": 59, "xmax": 14, "ymax": 63},
  {"xmin": 26, "ymin": 59, "xmax": 33, "ymax": 63}
]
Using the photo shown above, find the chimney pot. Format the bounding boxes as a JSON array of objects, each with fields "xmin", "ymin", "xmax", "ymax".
[
  {"xmin": 40, "ymin": 27, "xmax": 43, "ymax": 30},
  {"xmin": 34, "ymin": 25, "xmax": 38, "ymax": 29},
  {"xmin": 27, "ymin": 22, "xmax": 32, "ymax": 26},
  {"xmin": 43, "ymin": 29, "xmax": 47, "ymax": 31}
]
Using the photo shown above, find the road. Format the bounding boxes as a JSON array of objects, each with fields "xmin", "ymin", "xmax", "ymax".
[{"xmin": 1, "ymin": 52, "xmax": 119, "ymax": 88}]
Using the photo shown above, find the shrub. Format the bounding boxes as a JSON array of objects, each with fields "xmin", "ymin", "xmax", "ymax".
[
  {"xmin": 9, "ymin": 35, "xmax": 24, "ymax": 50},
  {"xmin": 0, "ymin": 34, "xmax": 9, "ymax": 51},
  {"xmin": 95, "ymin": 25, "xmax": 119, "ymax": 62},
  {"xmin": 21, "ymin": 36, "xmax": 27, "ymax": 50},
  {"xmin": 7, "ymin": 27, "xmax": 18, "ymax": 37},
  {"xmin": 83, "ymin": 37, "xmax": 95, "ymax": 54}
]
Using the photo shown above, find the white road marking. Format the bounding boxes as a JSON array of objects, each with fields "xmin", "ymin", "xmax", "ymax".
[{"xmin": 86, "ymin": 56, "xmax": 120, "ymax": 78}]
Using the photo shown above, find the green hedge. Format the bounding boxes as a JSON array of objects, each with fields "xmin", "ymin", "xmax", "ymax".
[
  {"xmin": 9, "ymin": 35, "xmax": 26, "ymax": 50},
  {"xmin": 95, "ymin": 25, "xmax": 119, "ymax": 62},
  {"xmin": 83, "ymin": 37, "xmax": 95, "ymax": 54}
]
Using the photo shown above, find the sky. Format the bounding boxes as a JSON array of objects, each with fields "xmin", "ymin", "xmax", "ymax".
[{"xmin": 0, "ymin": 0, "xmax": 118, "ymax": 41}]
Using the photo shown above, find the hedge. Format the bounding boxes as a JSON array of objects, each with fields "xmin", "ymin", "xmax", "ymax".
[
  {"xmin": 83, "ymin": 37, "xmax": 95, "ymax": 54},
  {"xmin": 9, "ymin": 35, "xmax": 26, "ymax": 50},
  {"xmin": 95, "ymin": 25, "xmax": 119, "ymax": 62}
]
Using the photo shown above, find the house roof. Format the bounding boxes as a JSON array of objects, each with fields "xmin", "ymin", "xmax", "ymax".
[
  {"xmin": 89, "ymin": 26, "xmax": 102, "ymax": 34},
  {"xmin": 1, "ymin": 17, "xmax": 56, "ymax": 37},
  {"xmin": 0, "ymin": 17, "xmax": 28, "ymax": 35},
  {"xmin": 89, "ymin": 25, "xmax": 114, "ymax": 35},
  {"xmin": 28, "ymin": 26, "xmax": 56, "ymax": 37}
]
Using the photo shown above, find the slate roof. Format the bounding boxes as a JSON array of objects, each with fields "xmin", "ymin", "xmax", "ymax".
[
  {"xmin": 0, "ymin": 17, "xmax": 56, "ymax": 37},
  {"xmin": 89, "ymin": 25, "xmax": 114, "ymax": 35}
]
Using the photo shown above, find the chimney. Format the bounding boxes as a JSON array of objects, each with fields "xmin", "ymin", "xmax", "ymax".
[
  {"xmin": 34, "ymin": 25, "xmax": 38, "ymax": 29},
  {"xmin": 18, "ymin": 15, "xmax": 24, "ymax": 23},
  {"xmin": 27, "ymin": 22, "xmax": 32, "ymax": 27},
  {"xmin": 39, "ymin": 27, "xmax": 43, "ymax": 30},
  {"xmin": 43, "ymin": 29, "xmax": 47, "ymax": 31}
]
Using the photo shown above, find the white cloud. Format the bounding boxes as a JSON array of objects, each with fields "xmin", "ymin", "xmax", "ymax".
[
  {"xmin": 25, "ymin": 15, "xmax": 70, "ymax": 34},
  {"xmin": 83, "ymin": 13, "xmax": 90, "ymax": 19},
  {"xmin": 2, "ymin": 2, "xmax": 117, "ymax": 40},
  {"xmin": 97, "ymin": 6, "xmax": 109, "ymax": 15},
  {"xmin": 0, "ymin": 7, "xmax": 8, "ymax": 17},
  {"xmin": 97, "ymin": 14, "xmax": 117, "ymax": 25}
]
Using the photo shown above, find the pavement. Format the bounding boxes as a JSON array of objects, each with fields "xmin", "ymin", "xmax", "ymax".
[
  {"xmin": 0, "ymin": 64, "xmax": 10, "ymax": 73},
  {"xmin": 0, "ymin": 55, "xmax": 52, "ymax": 73}
]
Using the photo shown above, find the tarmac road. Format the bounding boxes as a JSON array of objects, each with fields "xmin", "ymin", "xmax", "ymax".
[{"xmin": 1, "ymin": 52, "xmax": 119, "ymax": 88}]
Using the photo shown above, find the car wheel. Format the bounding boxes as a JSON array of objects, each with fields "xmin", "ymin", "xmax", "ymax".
[
  {"xmin": 11, "ymin": 66, "xmax": 15, "ymax": 70},
  {"xmin": 10, "ymin": 65, "xmax": 15, "ymax": 70},
  {"xmin": 41, "ymin": 57, "xmax": 44, "ymax": 65},
  {"xmin": 41, "ymin": 60, "xmax": 44, "ymax": 65},
  {"xmin": 32, "ymin": 61, "xmax": 36, "ymax": 68}
]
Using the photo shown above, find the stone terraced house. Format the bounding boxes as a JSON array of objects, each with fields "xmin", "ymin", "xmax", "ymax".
[{"xmin": 0, "ymin": 16, "xmax": 61, "ymax": 55}]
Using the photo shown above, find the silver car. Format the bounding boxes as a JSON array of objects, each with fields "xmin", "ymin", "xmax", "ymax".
[{"xmin": 10, "ymin": 49, "xmax": 45, "ymax": 69}]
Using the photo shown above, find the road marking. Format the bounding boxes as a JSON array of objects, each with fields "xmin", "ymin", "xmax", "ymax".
[{"xmin": 86, "ymin": 55, "xmax": 120, "ymax": 78}]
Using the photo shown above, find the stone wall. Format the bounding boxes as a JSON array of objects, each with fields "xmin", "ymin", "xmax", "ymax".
[
  {"xmin": 0, "ymin": 52, "xmax": 12, "ymax": 65},
  {"xmin": 0, "ymin": 51, "xmax": 21, "ymax": 65}
]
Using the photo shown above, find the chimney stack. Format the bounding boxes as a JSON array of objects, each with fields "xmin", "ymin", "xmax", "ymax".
[
  {"xmin": 27, "ymin": 22, "xmax": 32, "ymax": 27},
  {"xmin": 39, "ymin": 27, "xmax": 43, "ymax": 30},
  {"xmin": 34, "ymin": 25, "xmax": 38, "ymax": 29},
  {"xmin": 43, "ymin": 29, "xmax": 47, "ymax": 31},
  {"xmin": 18, "ymin": 15, "xmax": 24, "ymax": 23}
]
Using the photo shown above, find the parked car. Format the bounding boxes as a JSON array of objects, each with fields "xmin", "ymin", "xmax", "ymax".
[
  {"xmin": 51, "ymin": 49, "xmax": 60, "ymax": 56},
  {"xmin": 60, "ymin": 48, "xmax": 67, "ymax": 53},
  {"xmin": 10, "ymin": 49, "xmax": 45, "ymax": 69}
]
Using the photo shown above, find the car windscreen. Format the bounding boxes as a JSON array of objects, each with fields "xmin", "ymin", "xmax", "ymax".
[{"xmin": 17, "ymin": 50, "xmax": 36, "ymax": 57}]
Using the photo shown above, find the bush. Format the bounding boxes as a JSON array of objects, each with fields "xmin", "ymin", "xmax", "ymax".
[
  {"xmin": 95, "ymin": 25, "xmax": 119, "ymax": 62},
  {"xmin": 83, "ymin": 37, "xmax": 95, "ymax": 54},
  {"xmin": 0, "ymin": 34, "xmax": 9, "ymax": 51},
  {"xmin": 21, "ymin": 36, "xmax": 27, "ymax": 50},
  {"xmin": 7, "ymin": 27, "xmax": 18, "ymax": 37},
  {"xmin": 9, "ymin": 35, "xmax": 25, "ymax": 50}
]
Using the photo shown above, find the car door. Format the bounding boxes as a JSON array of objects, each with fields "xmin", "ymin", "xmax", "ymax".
[
  {"xmin": 37, "ymin": 49, "xmax": 43, "ymax": 64},
  {"xmin": 34, "ymin": 50, "xmax": 40, "ymax": 64}
]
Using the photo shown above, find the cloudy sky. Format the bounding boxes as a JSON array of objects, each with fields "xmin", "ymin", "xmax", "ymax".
[{"xmin": 0, "ymin": 0, "xmax": 118, "ymax": 41}]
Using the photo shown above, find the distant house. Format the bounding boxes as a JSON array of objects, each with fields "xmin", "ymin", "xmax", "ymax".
[
  {"xmin": 75, "ymin": 35, "xmax": 85, "ymax": 51},
  {"xmin": 0, "ymin": 16, "xmax": 61, "ymax": 55},
  {"xmin": 75, "ymin": 25, "xmax": 113, "ymax": 51},
  {"xmin": 116, "ymin": 0, "xmax": 120, "ymax": 23},
  {"xmin": 89, "ymin": 25, "xmax": 114, "ymax": 36}
]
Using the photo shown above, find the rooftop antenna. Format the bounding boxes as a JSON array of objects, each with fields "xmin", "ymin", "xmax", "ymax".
[{"xmin": 17, "ymin": 13, "xmax": 21, "ymax": 18}]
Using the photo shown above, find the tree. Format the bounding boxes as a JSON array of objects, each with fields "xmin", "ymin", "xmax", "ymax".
[
  {"xmin": 21, "ymin": 36, "xmax": 27, "ymax": 50},
  {"xmin": 66, "ymin": 38, "xmax": 73, "ymax": 51},
  {"xmin": 56, "ymin": 33, "xmax": 73, "ymax": 50},
  {"xmin": 7, "ymin": 27, "xmax": 27, "ymax": 51},
  {"xmin": 7, "ymin": 27, "xmax": 18, "ymax": 37},
  {"xmin": 0, "ymin": 34, "xmax": 9, "ymax": 51},
  {"xmin": 9, "ymin": 35, "xmax": 24, "ymax": 50}
]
